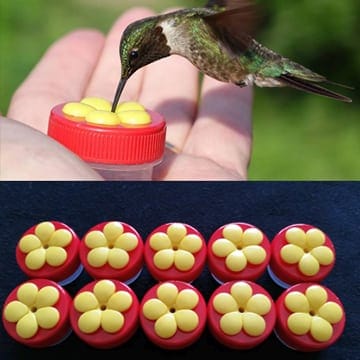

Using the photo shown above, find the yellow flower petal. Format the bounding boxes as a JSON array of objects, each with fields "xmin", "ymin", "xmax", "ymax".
[
  {"xmin": 212, "ymin": 239, "xmax": 236, "ymax": 257},
  {"xmin": 94, "ymin": 280, "xmax": 116, "ymax": 304},
  {"xmin": 114, "ymin": 232, "xmax": 138, "ymax": 251},
  {"xmin": 143, "ymin": 298, "xmax": 169, "ymax": 320},
  {"xmin": 107, "ymin": 291, "xmax": 133, "ymax": 312},
  {"xmin": 25, "ymin": 248, "xmax": 46, "ymax": 270},
  {"xmin": 78, "ymin": 309, "xmax": 102, "ymax": 333},
  {"xmin": 179, "ymin": 234, "xmax": 202, "ymax": 253},
  {"xmin": 305, "ymin": 285, "xmax": 328, "ymax": 309},
  {"xmin": 16, "ymin": 312, "xmax": 38, "ymax": 339},
  {"xmin": 318, "ymin": 302, "xmax": 343, "ymax": 324},
  {"xmin": 284, "ymin": 291, "xmax": 309, "ymax": 313},
  {"xmin": 87, "ymin": 247, "xmax": 109, "ymax": 267},
  {"xmin": 287, "ymin": 312, "xmax": 312, "ymax": 335},
  {"xmin": 243, "ymin": 245, "xmax": 266, "ymax": 265},
  {"xmin": 46, "ymin": 246, "xmax": 67, "ymax": 266},
  {"xmin": 36, "ymin": 307, "xmax": 60, "ymax": 329},
  {"xmin": 173, "ymin": 250, "xmax": 195, "ymax": 271},
  {"xmin": 306, "ymin": 228, "xmax": 325, "ymax": 249},
  {"xmin": 213, "ymin": 293, "xmax": 238, "ymax": 314},
  {"xmin": 242, "ymin": 228, "xmax": 263, "ymax": 245},
  {"xmin": 311, "ymin": 246, "xmax": 334, "ymax": 266},
  {"xmin": 280, "ymin": 244, "xmax": 304, "ymax": 264},
  {"xmin": 246, "ymin": 294, "xmax": 271, "ymax": 316},
  {"xmin": 298, "ymin": 253, "xmax": 320, "ymax": 276},
  {"xmin": 101, "ymin": 309, "xmax": 124, "ymax": 333},
  {"xmin": 167, "ymin": 223, "xmax": 187, "ymax": 244},
  {"xmin": 103, "ymin": 222, "xmax": 124, "ymax": 243},
  {"xmin": 155, "ymin": 313, "xmax": 177, "ymax": 338},
  {"xmin": 310, "ymin": 316, "xmax": 333, "ymax": 342},
  {"xmin": 153, "ymin": 249, "xmax": 175, "ymax": 270},
  {"xmin": 149, "ymin": 232, "xmax": 171, "ymax": 251},
  {"xmin": 4, "ymin": 301, "xmax": 29, "ymax": 322},
  {"xmin": 175, "ymin": 289, "xmax": 199, "ymax": 310},
  {"xmin": 230, "ymin": 282, "xmax": 253, "ymax": 307},
  {"xmin": 157, "ymin": 282, "xmax": 178, "ymax": 307},
  {"xmin": 36, "ymin": 286, "xmax": 59, "ymax": 307},
  {"xmin": 17, "ymin": 282, "xmax": 38, "ymax": 306},
  {"xmin": 225, "ymin": 250, "xmax": 247, "ymax": 272},
  {"xmin": 175, "ymin": 309, "xmax": 199, "ymax": 332},
  {"xmin": 243, "ymin": 312, "xmax": 266, "ymax": 336},
  {"xmin": 35, "ymin": 222, "xmax": 55, "ymax": 244},
  {"xmin": 108, "ymin": 248, "xmax": 129, "ymax": 269},
  {"xmin": 285, "ymin": 227, "xmax": 306, "ymax": 247},
  {"xmin": 49, "ymin": 229, "xmax": 72, "ymax": 247},
  {"xmin": 74, "ymin": 291, "xmax": 99, "ymax": 312},
  {"xmin": 222, "ymin": 224, "xmax": 243, "ymax": 244},
  {"xmin": 18, "ymin": 235, "xmax": 42, "ymax": 253},
  {"xmin": 85, "ymin": 231, "xmax": 107, "ymax": 248},
  {"xmin": 220, "ymin": 311, "xmax": 243, "ymax": 335}
]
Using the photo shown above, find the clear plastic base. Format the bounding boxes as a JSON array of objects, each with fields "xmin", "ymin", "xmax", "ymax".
[
  {"xmin": 123, "ymin": 267, "xmax": 143, "ymax": 285},
  {"xmin": 89, "ymin": 160, "xmax": 161, "ymax": 180},
  {"xmin": 58, "ymin": 263, "xmax": 84, "ymax": 286},
  {"xmin": 267, "ymin": 265, "xmax": 291, "ymax": 289}
]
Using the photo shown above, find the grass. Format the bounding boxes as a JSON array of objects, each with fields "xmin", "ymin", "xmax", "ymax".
[{"xmin": 1, "ymin": 0, "xmax": 358, "ymax": 179}]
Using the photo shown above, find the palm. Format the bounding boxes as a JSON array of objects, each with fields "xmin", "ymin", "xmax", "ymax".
[{"xmin": 6, "ymin": 7, "xmax": 252, "ymax": 181}]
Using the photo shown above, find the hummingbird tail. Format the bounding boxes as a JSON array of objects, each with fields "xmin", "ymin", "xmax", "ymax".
[{"xmin": 278, "ymin": 73, "xmax": 352, "ymax": 103}]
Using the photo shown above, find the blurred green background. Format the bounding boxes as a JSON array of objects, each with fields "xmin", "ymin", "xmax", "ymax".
[{"xmin": 1, "ymin": 0, "xmax": 359, "ymax": 179}]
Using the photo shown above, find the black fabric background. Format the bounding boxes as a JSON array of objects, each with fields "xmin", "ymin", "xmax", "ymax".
[{"xmin": 0, "ymin": 181, "xmax": 359, "ymax": 359}]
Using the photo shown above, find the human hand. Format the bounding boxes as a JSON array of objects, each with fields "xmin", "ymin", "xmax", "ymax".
[{"xmin": 5, "ymin": 7, "xmax": 253, "ymax": 180}]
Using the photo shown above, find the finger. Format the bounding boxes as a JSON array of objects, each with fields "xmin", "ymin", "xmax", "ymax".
[
  {"xmin": 0, "ymin": 117, "xmax": 102, "ymax": 180},
  {"xmin": 7, "ymin": 30, "xmax": 105, "ymax": 133},
  {"xmin": 85, "ymin": 7, "xmax": 156, "ymax": 102},
  {"xmin": 141, "ymin": 55, "xmax": 199, "ymax": 151},
  {"xmin": 183, "ymin": 76, "xmax": 253, "ymax": 178}
]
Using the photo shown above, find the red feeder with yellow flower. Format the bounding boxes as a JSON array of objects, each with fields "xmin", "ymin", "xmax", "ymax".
[
  {"xmin": 2, "ymin": 279, "xmax": 72, "ymax": 347},
  {"xmin": 268, "ymin": 224, "xmax": 336, "ymax": 288},
  {"xmin": 207, "ymin": 223, "xmax": 271, "ymax": 283},
  {"xmin": 139, "ymin": 280, "xmax": 207, "ymax": 349},
  {"xmin": 16, "ymin": 221, "xmax": 82, "ymax": 286},
  {"xmin": 275, "ymin": 283, "xmax": 345, "ymax": 352},
  {"xmin": 207, "ymin": 280, "xmax": 276, "ymax": 349},
  {"xmin": 144, "ymin": 223, "xmax": 207, "ymax": 282},
  {"xmin": 79, "ymin": 221, "xmax": 144, "ymax": 284},
  {"xmin": 69, "ymin": 279, "xmax": 139, "ymax": 349}
]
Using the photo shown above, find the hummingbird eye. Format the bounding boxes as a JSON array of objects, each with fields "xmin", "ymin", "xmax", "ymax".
[{"xmin": 129, "ymin": 49, "xmax": 139, "ymax": 60}]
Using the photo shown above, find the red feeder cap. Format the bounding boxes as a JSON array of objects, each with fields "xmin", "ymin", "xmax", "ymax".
[
  {"xmin": 15, "ymin": 221, "xmax": 82, "ymax": 285},
  {"xmin": 69, "ymin": 279, "xmax": 139, "ymax": 349},
  {"xmin": 139, "ymin": 280, "xmax": 207, "ymax": 349},
  {"xmin": 207, "ymin": 280, "xmax": 276, "ymax": 349},
  {"xmin": 144, "ymin": 222, "xmax": 207, "ymax": 282},
  {"xmin": 207, "ymin": 222, "xmax": 271, "ymax": 283},
  {"xmin": 79, "ymin": 221, "xmax": 144, "ymax": 284},
  {"xmin": 2, "ymin": 279, "xmax": 72, "ymax": 348},
  {"xmin": 48, "ymin": 104, "xmax": 166, "ymax": 165},
  {"xmin": 268, "ymin": 224, "xmax": 336, "ymax": 288},
  {"xmin": 275, "ymin": 283, "xmax": 345, "ymax": 352}
]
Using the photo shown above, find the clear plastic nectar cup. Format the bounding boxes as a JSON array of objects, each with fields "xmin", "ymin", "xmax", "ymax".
[{"xmin": 48, "ymin": 99, "xmax": 166, "ymax": 180}]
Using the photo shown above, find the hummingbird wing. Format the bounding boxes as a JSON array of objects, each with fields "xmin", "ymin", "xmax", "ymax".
[
  {"xmin": 205, "ymin": 0, "xmax": 251, "ymax": 10},
  {"xmin": 203, "ymin": 1, "xmax": 260, "ymax": 53}
]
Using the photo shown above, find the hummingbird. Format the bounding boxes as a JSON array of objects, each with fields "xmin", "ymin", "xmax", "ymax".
[{"xmin": 111, "ymin": 0, "xmax": 352, "ymax": 112}]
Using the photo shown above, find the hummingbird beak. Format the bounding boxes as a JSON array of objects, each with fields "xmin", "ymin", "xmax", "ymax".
[{"xmin": 111, "ymin": 77, "xmax": 128, "ymax": 112}]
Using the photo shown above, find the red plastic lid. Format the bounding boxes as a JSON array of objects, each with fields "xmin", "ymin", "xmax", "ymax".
[
  {"xmin": 48, "ymin": 104, "xmax": 166, "ymax": 165},
  {"xmin": 275, "ymin": 283, "xmax": 345, "ymax": 351},
  {"xmin": 2, "ymin": 279, "xmax": 72, "ymax": 348},
  {"xmin": 207, "ymin": 222, "xmax": 271, "ymax": 283},
  {"xmin": 139, "ymin": 280, "xmax": 207, "ymax": 349},
  {"xmin": 207, "ymin": 280, "xmax": 276, "ymax": 349}
]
